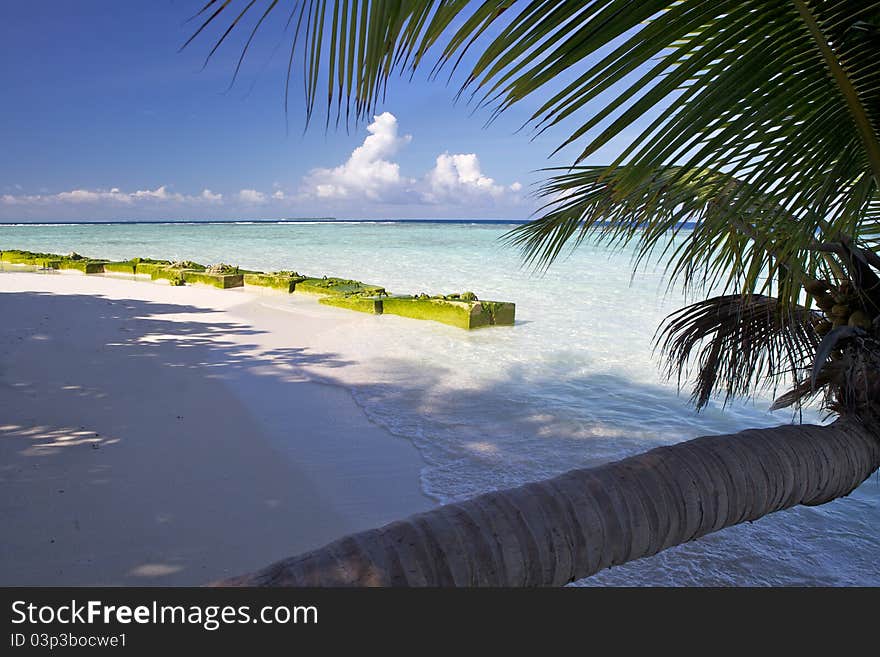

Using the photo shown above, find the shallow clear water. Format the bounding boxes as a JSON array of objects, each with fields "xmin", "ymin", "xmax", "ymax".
[{"xmin": 2, "ymin": 220, "xmax": 877, "ymax": 586}]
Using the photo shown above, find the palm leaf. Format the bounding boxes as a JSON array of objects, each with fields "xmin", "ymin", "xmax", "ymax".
[
  {"xmin": 503, "ymin": 165, "xmax": 842, "ymax": 306},
  {"xmin": 656, "ymin": 294, "xmax": 822, "ymax": 409}
]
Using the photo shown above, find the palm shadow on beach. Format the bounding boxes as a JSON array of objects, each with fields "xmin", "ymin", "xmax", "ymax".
[
  {"xmin": 0, "ymin": 290, "xmax": 358, "ymax": 586},
  {"xmin": 1, "ymin": 290, "xmax": 876, "ymax": 587}
]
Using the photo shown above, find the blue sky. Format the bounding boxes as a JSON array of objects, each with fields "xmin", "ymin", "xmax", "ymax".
[{"xmin": 0, "ymin": 1, "xmax": 635, "ymax": 222}]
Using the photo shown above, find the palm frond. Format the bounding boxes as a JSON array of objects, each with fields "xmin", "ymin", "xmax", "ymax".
[
  {"xmin": 656, "ymin": 294, "xmax": 822, "ymax": 409},
  {"xmin": 503, "ymin": 165, "xmax": 844, "ymax": 306}
]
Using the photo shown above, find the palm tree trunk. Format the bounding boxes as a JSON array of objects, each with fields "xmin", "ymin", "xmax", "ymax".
[{"xmin": 217, "ymin": 419, "xmax": 879, "ymax": 586}]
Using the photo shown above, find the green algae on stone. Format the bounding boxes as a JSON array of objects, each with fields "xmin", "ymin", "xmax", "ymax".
[
  {"xmin": 319, "ymin": 295, "xmax": 384, "ymax": 314},
  {"xmin": 103, "ymin": 261, "xmax": 139, "ymax": 275},
  {"xmin": 243, "ymin": 271, "xmax": 307, "ymax": 293},
  {"xmin": 33, "ymin": 258, "xmax": 63, "ymax": 270},
  {"xmin": 1, "ymin": 249, "xmax": 112, "ymax": 274},
  {"xmin": 0, "ymin": 249, "xmax": 105, "ymax": 271},
  {"xmin": 174, "ymin": 263, "xmax": 244, "ymax": 289},
  {"xmin": 0, "ymin": 250, "xmax": 37, "ymax": 264},
  {"xmin": 150, "ymin": 267, "xmax": 186, "ymax": 285},
  {"xmin": 57, "ymin": 259, "xmax": 107, "ymax": 274},
  {"xmin": 1, "ymin": 246, "xmax": 516, "ymax": 329},
  {"xmin": 149, "ymin": 261, "xmax": 206, "ymax": 285},
  {"xmin": 477, "ymin": 300, "xmax": 516, "ymax": 326},
  {"xmin": 295, "ymin": 277, "xmax": 386, "ymax": 297},
  {"xmin": 168, "ymin": 260, "xmax": 206, "ymax": 271},
  {"xmin": 182, "ymin": 269, "xmax": 244, "ymax": 289},
  {"xmin": 104, "ymin": 258, "xmax": 171, "ymax": 278},
  {"xmin": 1, "ymin": 249, "xmax": 64, "ymax": 268},
  {"xmin": 381, "ymin": 295, "xmax": 515, "ymax": 329},
  {"xmin": 205, "ymin": 263, "xmax": 239, "ymax": 275},
  {"xmin": 131, "ymin": 260, "xmax": 172, "ymax": 278}
]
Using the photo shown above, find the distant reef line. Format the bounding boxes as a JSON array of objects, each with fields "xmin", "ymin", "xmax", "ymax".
[
  {"xmin": 0, "ymin": 218, "xmax": 530, "ymax": 226},
  {"xmin": 0, "ymin": 219, "xmax": 702, "ymax": 228}
]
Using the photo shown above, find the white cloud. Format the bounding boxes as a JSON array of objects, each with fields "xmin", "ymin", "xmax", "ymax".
[
  {"xmin": 2, "ymin": 188, "xmax": 122, "ymax": 205},
  {"xmin": 1, "ymin": 111, "xmax": 529, "ymax": 219},
  {"xmin": 303, "ymin": 112, "xmax": 412, "ymax": 200},
  {"xmin": 56, "ymin": 188, "xmax": 132, "ymax": 204},
  {"xmin": 238, "ymin": 189, "xmax": 266, "ymax": 203},
  {"xmin": 2, "ymin": 185, "xmax": 213, "ymax": 206},
  {"xmin": 55, "ymin": 189, "xmax": 98, "ymax": 203},
  {"xmin": 298, "ymin": 113, "xmax": 525, "ymax": 211},
  {"xmin": 131, "ymin": 185, "xmax": 185, "ymax": 202},
  {"xmin": 423, "ymin": 152, "xmax": 519, "ymax": 205}
]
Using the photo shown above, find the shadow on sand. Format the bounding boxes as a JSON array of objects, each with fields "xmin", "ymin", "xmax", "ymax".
[{"xmin": 1, "ymin": 290, "xmax": 877, "ymax": 586}]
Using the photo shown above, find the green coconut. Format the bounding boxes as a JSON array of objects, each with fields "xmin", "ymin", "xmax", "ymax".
[
  {"xmin": 848, "ymin": 310, "xmax": 872, "ymax": 331},
  {"xmin": 803, "ymin": 279, "xmax": 829, "ymax": 295},
  {"xmin": 830, "ymin": 303, "xmax": 851, "ymax": 319}
]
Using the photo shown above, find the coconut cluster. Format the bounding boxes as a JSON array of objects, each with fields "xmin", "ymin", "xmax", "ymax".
[{"xmin": 806, "ymin": 279, "xmax": 873, "ymax": 334}]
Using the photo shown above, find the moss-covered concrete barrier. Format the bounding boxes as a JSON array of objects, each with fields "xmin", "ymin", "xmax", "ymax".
[
  {"xmin": 147, "ymin": 261, "xmax": 203, "ymax": 286},
  {"xmin": 243, "ymin": 271, "xmax": 306, "ymax": 293},
  {"xmin": 149, "ymin": 268, "xmax": 184, "ymax": 285},
  {"xmin": 1, "ymin": 249, "xmax": 59, "ymax": 268},
  {"xmin": 57, "ymin": 259, "xmax": 107, "ymax": 274},
  {"xmin": 1, "ymin": 249, "xmax": 106, "ymax": 273},
  {"xmin": 103, "ymin": 261, "xmax": 138, "ymax": 275},
  {"xmin": 382, "ymin": 294, "xmax": 515, "ymax": 329},
  {"xmin": 131, "ymin": 259, "xmax": 172, "ymax": 279},
  {"xmin": 319, "ymin": 295, "xmax": 385, "ymax": 314},
  {"xmin": 2, "ymin": 247, "xmax": 515, "ymax": 329},
  {"xmin": 104, "ymin": 257, "xmax": 174, "ymax": 276},
  {"xmin": 295, "ymin": 277, "xmax": 386, "ymax": 297},
  {"xmin": 183, "ymin": 264, "xmax": 244, "ymax": 289},
  {"xmin": 319, "ymin": 292, "xmax": 515, "ymax": 328}
]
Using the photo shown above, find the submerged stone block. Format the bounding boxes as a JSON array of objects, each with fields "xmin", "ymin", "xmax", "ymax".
[
  {"xmin": 150, "ymin": 267, "xmax": 186, "ymax": 285},
  {"xmin": 0, "ymin": 250, "xmax": 34, "ymax": 264},
  {"xmin": 478, "ymin": 300, "xmax": 516, "ymax": 327},
  {"xmin": 40, "ymin": 260, "xmax": 63, "ymax": 270},
  {"xmin": 1, "ymin": 250, "xmax": 62, "ymax": 268},
  {"xmin": 2, "ymin": 250, "xmax": 106, "ymax": 273},
  {"xmin": 57, "ymin": 259, "xmax": 107, "ymax": 274},
  {"xmin": 131, "ymin": 261, "xmax": 170, "ymax": 278},
  {"xmin": 142, "ymin": 259, "xmax": 199, "ymax": 283},
  {"xmin": 103, "ymin": 261, "xmax": 138, "ymax": 275},
  {"xmin": 318, "ymin": 295, "xmax": 384, "ymax": 314},
  {"xmin": 295, "ymin": 277, "xmax": 386, "ymax": 297},
  {"xmin": 243, "ymin": 272, "xmax": 306, "ymax": 293},
  {"xmin": 182, "ymin": 269, "xmax": 244, "ymax": 289},
  {"xmin": 381, "ymin": 296, "xmax": 516, "ymax": 329}
]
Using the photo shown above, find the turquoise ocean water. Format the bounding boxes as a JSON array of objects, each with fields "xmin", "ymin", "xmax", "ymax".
[{"xmin": 1, "ymin": 220, "xmax": 877, "ymax": 585}]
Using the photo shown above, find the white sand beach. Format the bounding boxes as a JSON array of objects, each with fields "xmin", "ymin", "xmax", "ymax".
[{"xmin": 0, "ymin": 271, "xmax": 433, "ymax": 585}]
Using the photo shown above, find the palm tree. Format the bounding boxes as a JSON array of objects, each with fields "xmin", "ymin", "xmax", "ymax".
[{"xmin": 187, "ymin": 0, "xmax": 880, "ymax": 585}]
